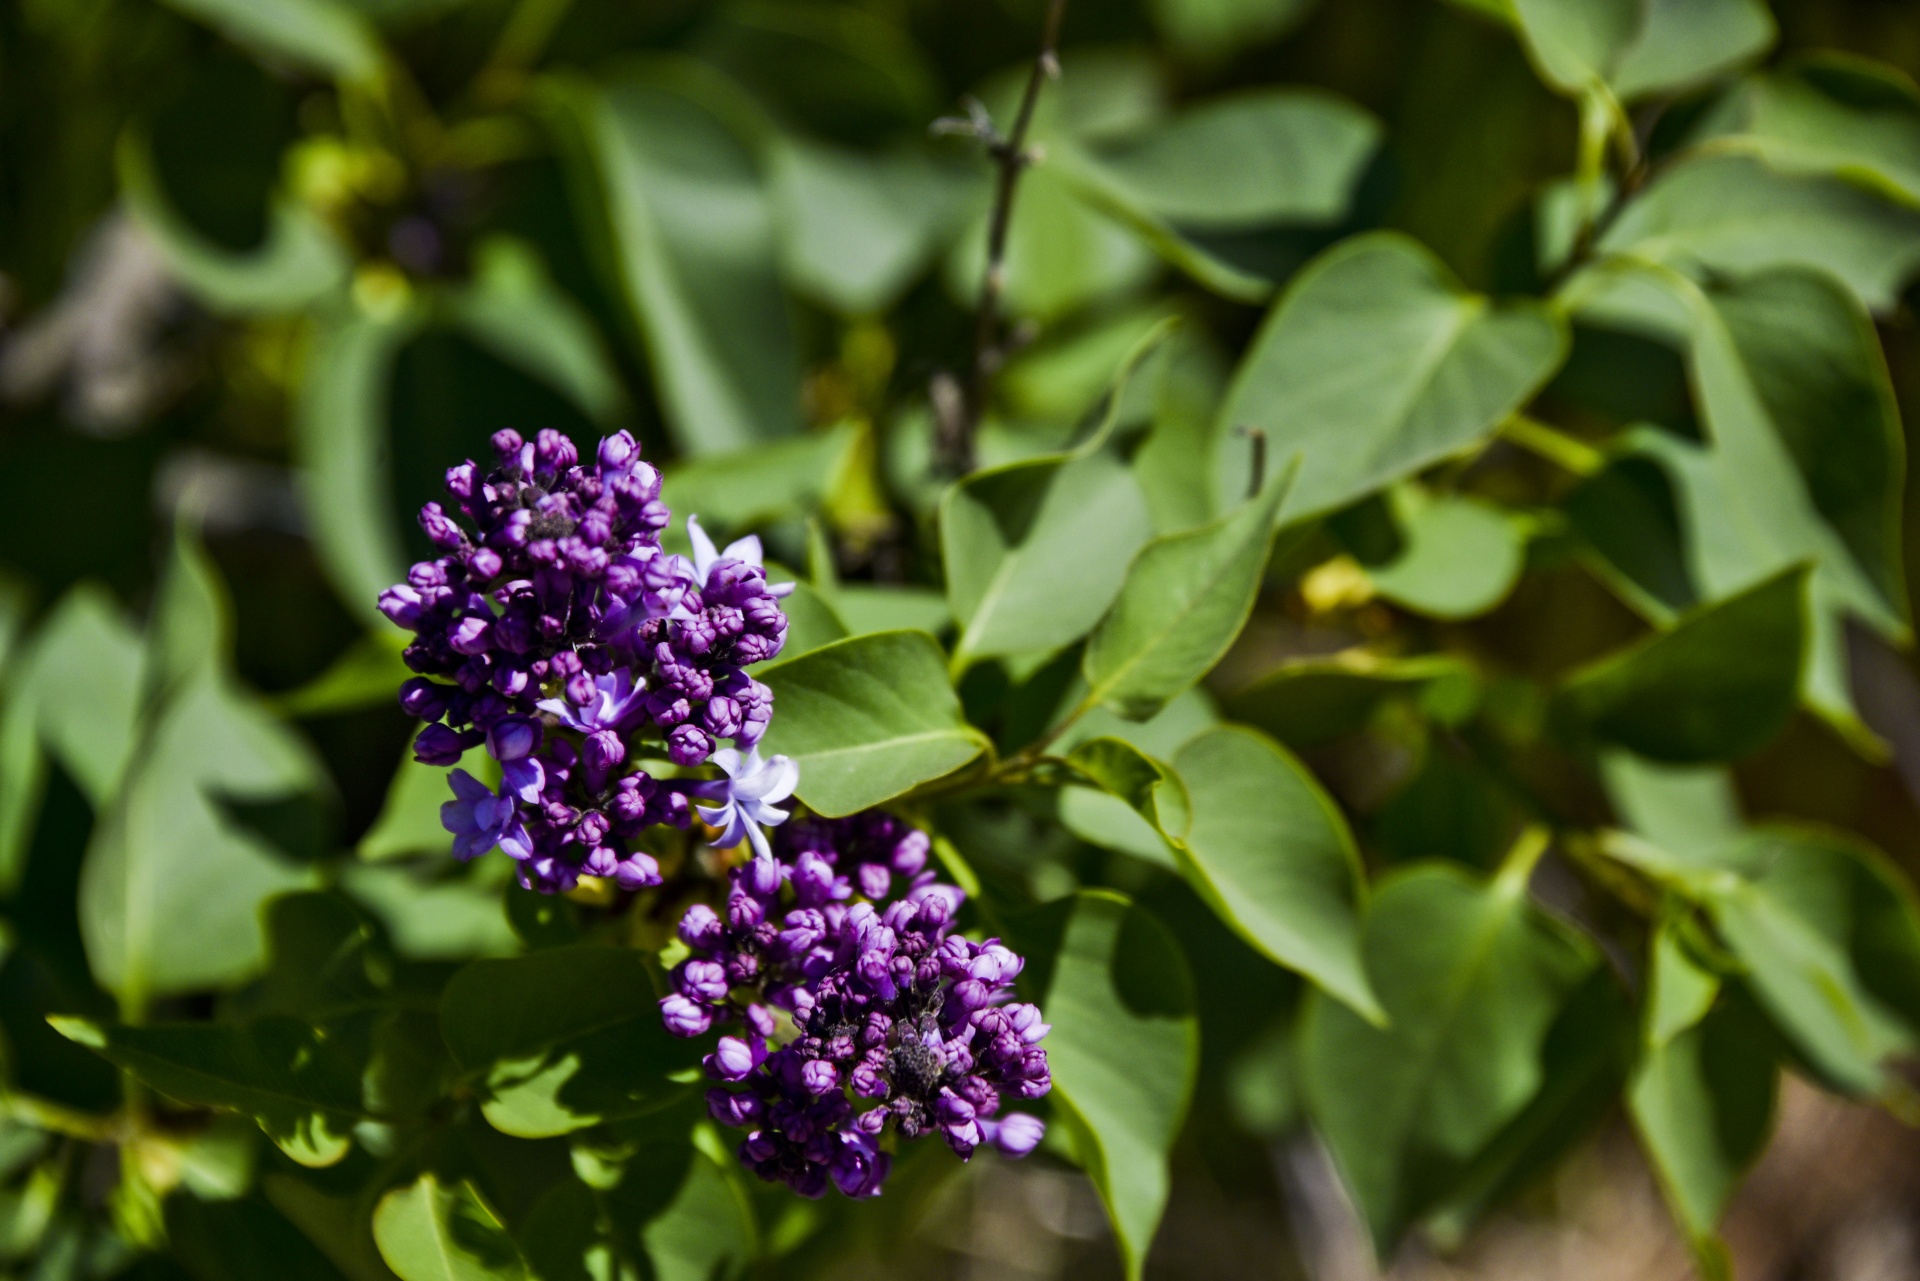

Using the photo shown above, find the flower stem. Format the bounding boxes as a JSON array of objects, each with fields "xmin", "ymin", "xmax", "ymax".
[{"xmin": 943, "ymin": 0, "xmax": 1070, "ymax": 474}]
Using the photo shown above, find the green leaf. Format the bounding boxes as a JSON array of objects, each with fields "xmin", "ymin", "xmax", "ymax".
[
  {"xmin": 337, "ymin": 863, "xmax": 519, "ymax": 962},
  {"xmin": 758, "ymin": 631, "xmax": 990, "ymax": 817},
  {"xmin": 1147, "ymin": 0, "xmax": 1318, "ymax": 63},
  {"xmin": 942, "ymin": 448, "xmax": 1150, "ymax": 669},
  {"xmin": 52, "ymin": 1016, "xmax": 361, "ymax": 1167},
  {"xmin": 167, "ymin": 1193, "xmax": 353, "ymax": 1281},
  {"xmin": 1627, "ymin": 921, "xmax": 1776, "ymax": 1273},
  {"xmin": 1704, "ymin": 832, "xmax": 1918, "ymax": 1095},
  {"xmin": 659, "ymin": 425, "xmax": 856, "ymax": 535},
  {"xmin": 1593, "ymin": 155, "xmax": 1920, "ymax": 311},
  {"xmin": 254, "ymin": 891, "xmax": 387, "ymax": 1025},
  {"xmin": 1024, "ymin": 891, "xmax": 1197, "ymax": 1281},
  {"xmin": 1506, "ymin": 0, "xmax": 1772, "ymax": 100},
  {"xmin": 547, "ymin": 71, "xmax": 800, "ymax": 456},
  {"xmin": 769, "ymin": 139, "xmax": 967, "ymax": 315},
  {"xmin": 1218, "ymin": 234, "xmax": 1567, "ymax": 523},
  {"xmin": 373, "ymin": 1176, "xmax": 530, "ymax": 1281},
  {"xmin": 1079, "ymin": 464, "xmax": 1291, "ymax": 722},
  {"xmin": 445, "ymin": 237, "xmax": 625, "ymax": 426},
  {"xmin": 1601, "ymin": 751, "xmax": 1744, "ymax": 855},
  {"xmin": 1072, "ymin": 89, "xmax": 1378, "ymax": 228},
  {"xmin": 1691, "ymin": 56, "xmax": 1920, "ymax": 207},
  {"xmin": 13, "ymin": 586, "xmax": 144, "ymax": 806},
  {"xmin": 292, "ymin": 305, "xmax": 421, "ymax": 628},
  {"xmin": 1573, "ymin": 265, "xmax": 1908, "ymax": 736},
  {"xmin": 639, "ymin": 1139, "xmax": 757, "ymax": 1281},
  {"xmin": 161, "ymin": 0, "xmax": 384, "ymax": 82},
  {"xmin": 1364, "ymin": 489, "xmax": 1527, "ymax": 620},
  {"xmin": 831, "ymin": 585, "xmax": 950, "ymax": 638},
  {"xmin": 1047, "ymin": 90, "xmax": 1379, "ymax": 300},
  {"xmin": 1224, "ymin": 652, "xmax": 1472, "ymax": 749},
  {"xmin": 1607, "ymin": 825, "xmax": 1920, "ymax": 1096},
  {"xmin": 119, "ymin": 133, "xmax": 350, "ymax": 316},
  {"xmin": 439, "ymin": 947, "xmax": 695, "ymax": 1137},
  {"xmin": 357, "ymin": 746, "xmax": 497, "ymax": 864},
  {"xmin": 1169, "ymin": 727, "xmax": 1380, "ymax": 1021},
  {"xmin": 81, "ymin": 669, "xmax": 324, "ymax": 1007},
  {"xmin": 1556, "ymin": 566, "xmax": 1807, "ymax": 763},
  {"xmin": 1297, "ymin": 859, "xmax": 1598, "ymax": 1252}
]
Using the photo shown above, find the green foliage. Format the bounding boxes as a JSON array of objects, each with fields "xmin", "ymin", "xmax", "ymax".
[{"xmin": 9, "ymin": 0, "xmax": 1920, "ymax": 1277}]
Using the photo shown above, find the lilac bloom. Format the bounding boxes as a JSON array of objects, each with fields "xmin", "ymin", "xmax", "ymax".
[
  {"xmin": 686, "ymin": 515, "xmax": 796, "ymax": 599},
  {"xmin": 535, "ymin": 669, "xmax": 646, "ymax": 733},
  {"xmin": 693, "ymin": 747, "xmax": 799, "ymax": 859},
  {"xmin": 440, "ymin": 769, "xmax": 530, "ymax": 861}
]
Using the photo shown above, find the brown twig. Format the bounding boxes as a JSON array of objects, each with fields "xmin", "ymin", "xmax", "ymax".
[{"xmin": 934, "ymin": 0, "xmax": 1069, "ymax": 474}]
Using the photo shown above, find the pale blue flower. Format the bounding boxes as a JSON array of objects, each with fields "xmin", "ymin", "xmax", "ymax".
[{"xmin": 693, "ymin": 746, "xmax": 799, "ymax": 858}]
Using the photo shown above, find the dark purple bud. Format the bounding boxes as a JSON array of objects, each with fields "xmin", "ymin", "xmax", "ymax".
[
  {"xmin": 466, "ymin": 546, "xmax": 502, "ymax": 579},
  {"xmin": 668, "ymin": 724, "xmax": 713, "ymax": 766},
  {"xmin": 584, "ymin": 729, "xmax": 625, "ymax": 775},
  {"xmin": 801, "ymin": 1060, "xmax": 839, "ymax": 1096},
  {"xmin": 708, "ymin": 1088, "xmax": 761, "ymax": 1128},
  {"xmin": 449, "ymin": 616, "xmax": 493, "ymax": 655},
  {"xmin": 707, "ymin": 1036, "xmax": 759, "ymax": 1082},
  {"xmin": 856, "ymin": 864, "xmax": 892, "ymax": 901},
  {"xmin": 399, "ymin": 677, "xmax": 451, "ymax": 721},
  {"xmin": 615, "ymin": 853, "xmax": 661, "ymax": 890},
  {"xmin": 660, "ymin": 995, "xmax": 713, "ymax": 1038},
  {"xmin": 679, "ymin": 959, "xmax": 729, "ymax": 1004},
  {"xmin": 419, "ymin": 503, "xmax": 466, "ymax": 551},
  {"xmin": 413, "ymin": 723, "xmax": 470, "ymax": 766},
  {"xmin": 446, "ymin": 460, "xmax": 478, "ymax": 500},
  {"xmin": 378, "ymin": 585, "xmax": 424, "ymax": 629}
]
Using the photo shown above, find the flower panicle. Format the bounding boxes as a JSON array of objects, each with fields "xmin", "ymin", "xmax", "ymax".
[
  {"xmin": 661, "ymin": 814, "xmax": 1051, "ymax": 1200},
  {"xmin": 381, "ymin": 427, "xmax": 796, "ymax": 893}
]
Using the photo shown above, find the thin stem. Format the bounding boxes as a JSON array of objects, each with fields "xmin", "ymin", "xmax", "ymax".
[
  {"xmin": 1499, "ymin": 414, "xmax": 1605, "ymax": 476},
  {"xmin": 946, "ymin": 0, "xmax": 1070, "ymax": 474}
]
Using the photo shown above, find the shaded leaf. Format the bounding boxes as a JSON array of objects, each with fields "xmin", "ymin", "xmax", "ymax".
[
  {"xmin": 120, "ymin": 133, "xmax": 349, "ymax": 315},
  {"xmin": 53, "ymin": 1016, "xmax": 361, "ymax": 1167},
  {"xmin": 162, "ymin": 0, "xmax": 383, "ymax": 83},
  {"xmin": 440, "ymin": 947, "xmax": 694, "ymax": 1137},
  {"xmin": 1628, "ymin": 921, "xmax": 1776, "ymax": 1274},
  {"xmin": 445, "ymin": 237, "xmax": 625, "ymax": 426},
  {"xmin": 1556, "ymin": 567, "xmax": 1806, "ymax": 763},
  {"xmin": 1692, "ymin": 56, "xmax": 1920, "ymax": 207},
  {"xmin": 1593, "ymin": 155, "xmax": 1920, "ymax": 311},
  {"xmin": 1170, "ymin": 727, "xmax": 1379, "ymax": 1021},
  {"xmin": 1297, "ymin": 860, "xmax": 1597, "ymax": 1252},
  {"xmin": 1022, "ymin": 891, "xmax": 1197, "ymax": 1281},
  {"xmin": 292, "ymin": 305, "xmax": 421, "ymax": 628},
  {"xmin": 1365, "ymin": 490, "xmax": 1527, "ymax": 620},
  {"xmin": 547, "ymin": 71, "xmax": 799, "ymax": 456}
]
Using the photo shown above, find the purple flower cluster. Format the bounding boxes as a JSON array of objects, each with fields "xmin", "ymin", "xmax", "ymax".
[
  {"xmin": 660, "ymin": 816, "xmax": 1050, "ymax": 1199},
  {"xmin": 379, "ymin": 428, "xmax": 794, "ymax": 892}
]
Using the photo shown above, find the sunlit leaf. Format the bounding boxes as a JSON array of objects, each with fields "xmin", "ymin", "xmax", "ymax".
[
  {"xmin": 758, "ymin": 631, "xmax": 990, "ymax": 817},
  {"xmin": 1218, "ymin": 234, "xmax": 1566, "ymax": 522}
]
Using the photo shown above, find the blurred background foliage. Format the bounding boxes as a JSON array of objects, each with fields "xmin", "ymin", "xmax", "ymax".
[{"xmin": 11, "ymin": 0, "xmax": 1920, "ymax": 1278}]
